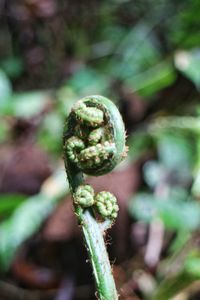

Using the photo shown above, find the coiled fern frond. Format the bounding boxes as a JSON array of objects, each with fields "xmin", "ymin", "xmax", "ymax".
[{"xmin": 63, "ymin": 95, "xmax": 127, "ymax": 300}]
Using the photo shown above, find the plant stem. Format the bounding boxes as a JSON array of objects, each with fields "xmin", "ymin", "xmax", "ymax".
[
  {"xmin": 68, "ymin": 166, "xmax": 118, "ymax": 300},
  {"xmin": 78, "ymin": 208, "xmax": 118, "ymax": 300}
]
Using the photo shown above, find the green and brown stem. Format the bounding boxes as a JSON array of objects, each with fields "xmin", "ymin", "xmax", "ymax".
[{"xmin": 63, "ymin": 95, "xmax": 127, "ymax": 299}]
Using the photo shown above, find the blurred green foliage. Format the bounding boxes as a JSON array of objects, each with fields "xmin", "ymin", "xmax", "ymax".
[{"xmin": 0, "ymin": 0, "xmax": 200, "ymax": 298}]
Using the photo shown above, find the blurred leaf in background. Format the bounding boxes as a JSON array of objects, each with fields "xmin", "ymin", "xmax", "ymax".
[
  {"xmin": 0, "ymin": 57, "xmax": 24, "ymax": 79},
  {"xmin": 0, "ymin": 70, "xmax": 12, "ymax": 106},
  {"xmin": 175, "ymin": 49, "xmax": 200, "ymax": 90},
  {"xmin": 129, "ymin": 191, "xmax": 200, "ymax": 231}
]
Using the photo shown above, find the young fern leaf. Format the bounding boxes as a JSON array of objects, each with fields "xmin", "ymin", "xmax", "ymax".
[{"xmin": 63, "ymin": 95, "xmax": 127, "ymax": 300}]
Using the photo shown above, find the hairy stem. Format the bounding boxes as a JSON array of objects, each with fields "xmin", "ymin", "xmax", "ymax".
[
  {"xmin": 78, "ymin": 209, "xmax": 118, "ymax": 300},
  {"xmin": 66, "ymin": 157, "xmax": 118, "ymax": 299}
]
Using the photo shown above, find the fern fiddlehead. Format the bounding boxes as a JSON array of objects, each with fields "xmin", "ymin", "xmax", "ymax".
[{"xmin": 63, "ymin": 95, "xmax": 127, "ymax": 299}]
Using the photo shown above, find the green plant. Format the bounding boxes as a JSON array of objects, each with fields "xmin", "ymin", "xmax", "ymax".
[{"xmin": 63, "ymin": 95, "xmax": 127, "ymax": 300}]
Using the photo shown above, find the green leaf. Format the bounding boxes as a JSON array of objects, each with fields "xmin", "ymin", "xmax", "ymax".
[
  {"xmin": 158, "ymin": 199, "xmax": 200, "ymax": 231},
  {"xmin": 0, "ymin": 91, "xmax": 52, "ymax": 117},
  {"xmin": 110, "ymin": 23, "xmax": 161, "ymax": 80},
  {"xmin": 0, "ymin": 194, "xmax": 55, "ymax": 270},
  {"xmin": 152, "ymin": 242, "xmax": 200, "ymax": 299},
  {"xmin": 149, "ymin": 116, "xmax": 200, "ymax": 135},
  {"xmin": 37, "ymin": 112, "xmax": 63, "ymax": 154},
  {"xmin": 68, "ymin": 67, "xmax": 109, "ymax": 95},
  {"xmin": 0, "ymin": 169, "xmax": 68, "ymax": 270},
  {"xmin": 0, "ymin": 194, "xmax": 26, "ymax": 216},
  {"xmin": 56, "ymin": 85, "xmax": 77, "ymax": 117},
  {"xmin": 0, "ymin": 69, "xmax": 12, "ymax": 105},
  {"xmin": 127, "ymin": 131, "xmax": 154, "ymax": 162},
  {"xmin": 0, "ymin": 120, "xmax": 9, "ymax": 143},
  {"xmin": 157, "ymin": 134, "xmax": 195, "ymax": 172},
  {"xmin": 107, "ymin": 23, "xmax": 176, "ymax": 97},
  {"xmin": 126, "ymin": 61, "xmax": 176, "ymax": 97},
  {"xmin": 11, "ymin": 91, "xmax": 51, "ymax": 118},
  {"xmin": 151, "ymin": 272, "xmax": 196, "ymax": 300},
  {"xmin": 128, "ymin": 193, "xmax": 156, "ymax": 223},
  {"xmin": 175, "ymin": 49, "xmax": 200, "ymax": 90},
  {"xmin": 129, "ymin": 192, "xmax": 200, "ymax": 231},
  {"xmin": 184, "ymin": 256, "xmax": 200, "ymax": 277},
  {"xmin": 143, "ymin": 161, "xmax": 165, "ymax": 189},
  {"xmin": 192, "ymin": 169, "xmax": 200, "ymax": 197},
  {"xmin": 0, "ymin": 57, "xmax": 23, "ymax": 79}
]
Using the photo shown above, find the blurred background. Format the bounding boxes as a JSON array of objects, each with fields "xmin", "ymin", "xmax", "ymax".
[{"xmin": 0, "ymin": 0, "xmax": 200, "ymax": 299}]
